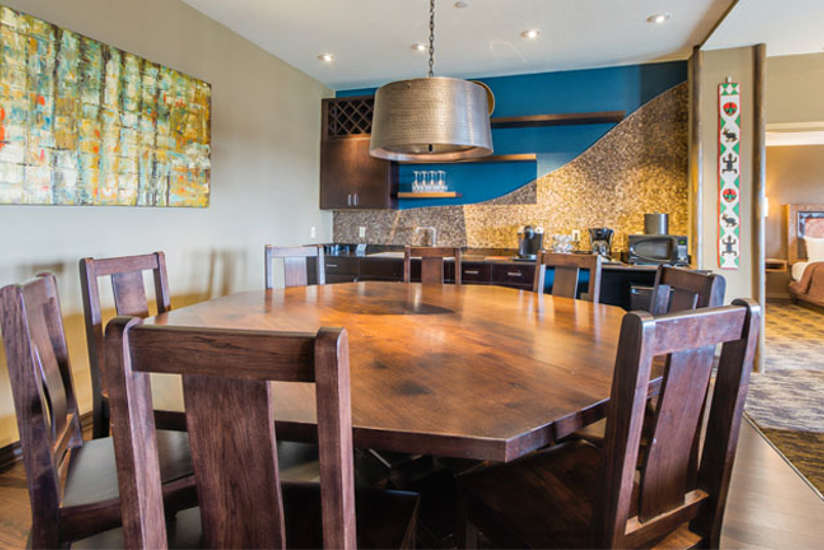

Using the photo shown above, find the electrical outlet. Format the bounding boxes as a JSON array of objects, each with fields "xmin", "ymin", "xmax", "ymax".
[
  {"xmin": 309, "ymin": 226, "xmax": 316, "ymax": 239},
  {"xmin": 358, "ymin": 226, "xmax": 366, "ymax": 239},
  {"xmin": 571, "ymin": 229, "xmax": 581, "ymax": 242}
]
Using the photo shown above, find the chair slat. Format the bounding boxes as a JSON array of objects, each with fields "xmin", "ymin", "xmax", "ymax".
[
  {"xmin": 403, "ymin": 246, "xmax": 462, "ymax": 284},
  {"xmin": 533, "ymin": 252, "xmax": 602, "ymax": 303},
  {"xmin": 265, "ymin": 245, "xmax": 325, "ymax": 289}
]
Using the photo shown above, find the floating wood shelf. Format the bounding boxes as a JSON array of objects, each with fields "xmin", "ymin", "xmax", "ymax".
[
  {"xmin": 490, "ymin": 111, "xmax": 625, "ymax": 129},
  {"xmin": 396, "ymin": 191, "xmax": 463, "ymax": 199},
  {"xmin": 399, "ymin": 153, "xmax": 537, "ymax": 165}
]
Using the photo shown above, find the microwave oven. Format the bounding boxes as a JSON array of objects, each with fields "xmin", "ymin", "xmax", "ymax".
[{"xmin": 627, "ymin": 235, "xmax": 689, "ymax": 266}]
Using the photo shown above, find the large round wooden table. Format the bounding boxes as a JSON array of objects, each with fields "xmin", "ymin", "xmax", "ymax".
[{"xmin": 148, "ymin": 281, "xmax": 633, "ymax": 462}]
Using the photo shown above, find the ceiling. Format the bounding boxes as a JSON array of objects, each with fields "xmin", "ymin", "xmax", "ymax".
[
  {"xmin": 703, "ymin": 0, "xmax": 824, "ymax": 56},
  {"xmin": 181, "ymin": 0, "xmax": 732, "ymax": 90}
]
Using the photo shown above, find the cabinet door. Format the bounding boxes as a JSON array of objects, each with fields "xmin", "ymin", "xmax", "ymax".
[
  {"xmin": 320, "ymin": 138, "xmax": 357, "ymax": 209},
  {"xmin": 320, "ymin": 137, "xmax": 396, "ymax": 209}
]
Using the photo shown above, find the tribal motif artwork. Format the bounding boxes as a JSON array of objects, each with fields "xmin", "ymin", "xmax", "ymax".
[
  {"xmin": 0, "ymin": 5, "xmax": 211, "ymax": 207},
  {"xmin": 718, "ymin": 81, "xmax": 741, "ymax": 269}
]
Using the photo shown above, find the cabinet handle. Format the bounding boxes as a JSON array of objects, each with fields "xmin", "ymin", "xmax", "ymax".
[
  {"xmin": 327, "ymin": 263, "xmax": 339, "ymax": 268},
  {"xmin": 506, "ymin": 271, "xmax": 523, "ymax": 277},
  {"xmin": 464, "ymin": 269, "xmax": 480, "ymax": 275}
]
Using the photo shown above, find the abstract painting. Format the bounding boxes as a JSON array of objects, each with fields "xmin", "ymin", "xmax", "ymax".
[{"xmin": 0, "ymin": 5, "xmax": 210, "ymax": 207}]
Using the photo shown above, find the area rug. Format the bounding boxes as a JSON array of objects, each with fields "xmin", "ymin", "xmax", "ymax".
[{"xmin": 744, "ymin": 302, "xmax": 824, "ymax": 496}]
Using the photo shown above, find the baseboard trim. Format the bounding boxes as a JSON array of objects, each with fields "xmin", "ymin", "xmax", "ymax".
[{"xmin": 0, "ymin": 412, "xmax": 94, "ymax": 472}]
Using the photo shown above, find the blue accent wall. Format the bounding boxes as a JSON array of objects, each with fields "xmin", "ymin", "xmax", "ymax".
[{"xmin": 338, "ymin": 61, "xmax": 686, "ymax": 209}]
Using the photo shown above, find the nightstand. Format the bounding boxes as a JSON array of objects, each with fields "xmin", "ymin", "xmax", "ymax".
[{"xmin": 765, "ymin": 258, "xmax": 790, "ymax": 299}]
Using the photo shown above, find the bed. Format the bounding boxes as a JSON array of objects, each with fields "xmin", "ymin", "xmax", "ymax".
[{"xmin": 786, "ymin": 203, "xmax": 824, "ymax": 308}]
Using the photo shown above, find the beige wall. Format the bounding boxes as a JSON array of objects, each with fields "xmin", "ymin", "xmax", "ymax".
[
  {"xmin": 767, "ymin": 53, "xmax": 824, "ymax": 124},
  {"xmin": 699, "ymin": 47, "xmax": 756, "ymax": 302},
  {"xmin": 0, "ymin": 0, "xmax": 333, "ymax": 446},
  {"xmin": 766, "ymin": 145, "xmax": 824, "ymax": 260}
]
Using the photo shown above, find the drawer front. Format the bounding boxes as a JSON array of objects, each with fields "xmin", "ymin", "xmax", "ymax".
[
  {"xmin": 326, "ymin": 273, "xmax": 358, "ymax": 284},
  {"xmin": 324, "ymin": 257, "xmax": 359, "ymax": 276},
  {"xmin": 359, "ymin": 258, "xmax": 403, "ymax": 281},
  {"xmin": 492, "ymin": 264, "xmax": 535, "ymax": 289},
  {"xmin": 460, "ymin": 262, "xmax": 491, "ymax": 283}
]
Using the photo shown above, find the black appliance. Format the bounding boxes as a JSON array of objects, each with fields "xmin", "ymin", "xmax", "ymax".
[
  {"xmin": 517, "ymin": 225, "xmax": 544, "ymax": 260},
  {"xmin": 627, "ymin": 234, "xmax": 689, "ymax": 266},
  {"xmin": 589, "ymin": 227, "xmax": 614, "ymax": 259}
]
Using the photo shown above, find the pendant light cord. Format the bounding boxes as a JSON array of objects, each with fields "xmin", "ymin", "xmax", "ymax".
[{"xmin": 428, "ymin": 0, "xmax": 435, "ymax": 77}]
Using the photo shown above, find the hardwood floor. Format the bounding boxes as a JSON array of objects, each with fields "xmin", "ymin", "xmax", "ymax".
[{"xmin": 0, "ymin": 419, "xmax": 821, "ymax": 549}]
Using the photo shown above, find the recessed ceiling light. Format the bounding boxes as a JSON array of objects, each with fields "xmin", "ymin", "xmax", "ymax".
[
  {"xmin": 521, "ymin": 29, "xmax": 541, "ymax": 40},
  {"xmin": 454, "ymin": 1, "xmax": 468, "ymax": 7},
  {"xmin": 411, "ymin": 43, "xmax": 427, "ymax": 52},
  {"xmin": 646, "ymin": 13, "xmax": 671, "ymax": 24},
  {"xmin": 317, "ymin": 53, "xmax": 334, "ymax": 63}
]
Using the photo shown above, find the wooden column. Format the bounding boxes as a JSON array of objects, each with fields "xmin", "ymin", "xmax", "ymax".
[
  {"xmin": 688, "ymin": 46, "xmax": 703, "ymax": 267},
  {"xmin": 752, "ymin": 43, "xmax": 767, "ymax": 372}
]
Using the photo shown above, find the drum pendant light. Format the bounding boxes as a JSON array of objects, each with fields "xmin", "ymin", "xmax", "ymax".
[{"xmin": 369, "ymin": 0, "xmax": 493, "ymax": 162}]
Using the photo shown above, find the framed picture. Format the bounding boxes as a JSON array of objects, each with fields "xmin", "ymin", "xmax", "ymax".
[{"xmin": 0, "ymin": 5, "xmax": 211, "ymax": 207}]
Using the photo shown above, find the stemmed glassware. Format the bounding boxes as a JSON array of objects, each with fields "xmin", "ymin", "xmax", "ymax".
[{"xmin": 412, "ymin": 170, "xmax": 448, "ymax": 193}]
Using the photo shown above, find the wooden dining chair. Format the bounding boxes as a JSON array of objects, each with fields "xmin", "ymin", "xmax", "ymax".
[
  {"xmin": 650, "ymin": 265, "xmax": 726, "ymax": 314},
  {"xmin": 533, "ymin": 251, "xmax": 603, "ymax": 303},
  {"xmin": 86, "ymin": 319, "xmax": 419, "ymax": 549},
  {"xmin": 265, "ymin": 245, "xmax": 325, "ymax": 289},
  {"xmin": 403, "ymin": 246, "xmax": 462, "ymax": 284},
  {"xmin": 575, "ymin": 266, "xmax": 727, "ymax": 445},
  {"xmin": 79, "ymin": 251, "xmax": 177, "ymax": 438},
  {"xmin": 0, "ymin": 274, "xmax": 196, "ymax": 549},
  {"xmin": 457, "ymin": 299, "xmax": 760, "ymax": 549}
]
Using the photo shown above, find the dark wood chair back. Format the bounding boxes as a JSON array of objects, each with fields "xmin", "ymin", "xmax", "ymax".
[
  {"xmin": 403, "ymin": 246, "xmax": 462, "ymax": 284},
  {"xmin": 596, "ymin": 299, "xmax": 760, "ymax": 548},
  {"xmin": 533, "ymin": 251, "xmax": 603, "ymax": 303},
  {"xmin": 265, "ymin": 245, "xmax": 326, "ymax": 289},
  {"xmin": 104, "ymin": 318, "xmax": 355, "ymax": 549},
  {"xmin": 0, "ymin": 274, "xmax": 83, "ymax": 547},
  {"xmin": 650, "ymin": 266, "xmax": 726, "ymax": 314},
  {"xmin": 79, "ymin": 252, "xmax": 171, "ymax": 438}
]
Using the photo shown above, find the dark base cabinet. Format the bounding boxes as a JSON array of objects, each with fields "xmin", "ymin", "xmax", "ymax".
[{"xmin": 307, "ymin": 255, "xmax": 659, "ymax": 310}]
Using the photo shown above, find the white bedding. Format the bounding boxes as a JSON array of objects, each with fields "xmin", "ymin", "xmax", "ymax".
[{"xmin": 792, "ymin": 261, "xmax": 810, "ymax": 282}]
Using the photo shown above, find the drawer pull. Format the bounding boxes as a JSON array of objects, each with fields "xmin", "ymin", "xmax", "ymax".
[
  {"xmin": 464, "ymin": 269, "xmax": 480, "ymax": 275},
  {"xmin": 327, "ymin": 263, "xmax": 339, "ymax": 268},
  {"xmin": 506, "ymin": 271, "xmax": 523, "ymax": 277}
]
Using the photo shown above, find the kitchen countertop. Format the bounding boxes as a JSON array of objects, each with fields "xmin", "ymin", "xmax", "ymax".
[{"xmin": 314, "ymin": 244, "xmax": 659, "ymax": 271}]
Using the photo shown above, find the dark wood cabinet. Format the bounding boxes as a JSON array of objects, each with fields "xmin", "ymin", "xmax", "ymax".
[
  {"xmin": 460, "ymin": 262, "xmax": 491, "ymax": 283},
  {"xmin": 491, "ymin": 263, "xmax": 534, "ymax": 289},
  {"xmin": 320, "ymin": 97, "xmax": 397, "ymax": 210}
]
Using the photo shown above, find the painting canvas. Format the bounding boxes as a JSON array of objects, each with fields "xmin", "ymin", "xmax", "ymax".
[{"xmin": 0, "ymin": 5, "xmax": 210, "ymax": 207}]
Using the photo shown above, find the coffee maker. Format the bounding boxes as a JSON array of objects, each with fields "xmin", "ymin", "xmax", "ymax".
[
  {"xmin": 589, "ymin": 227, "xmax": 614, "ymax": 259},
  {"xmin": 517, "ymin": 225, "xmax": 544, "ymax": 260}
]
